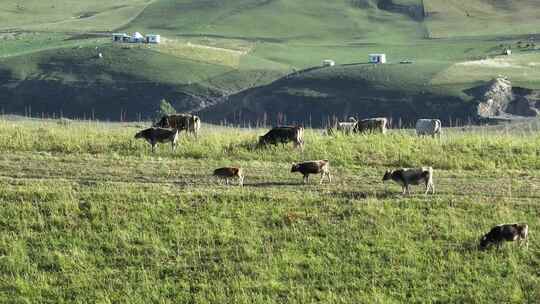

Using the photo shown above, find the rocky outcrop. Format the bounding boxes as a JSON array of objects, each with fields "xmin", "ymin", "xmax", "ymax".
[
  {"xmin": 476, "ymin": 77, "xmax": 514, "ymax": 117},
  {"xmin": 468, "ymin": 77, "xmax": 540, "ymax": 118}
]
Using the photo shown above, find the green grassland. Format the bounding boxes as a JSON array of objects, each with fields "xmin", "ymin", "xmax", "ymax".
[{"xmin": 1, "ymin": 118, "xmax": 540, "ymax": 302}]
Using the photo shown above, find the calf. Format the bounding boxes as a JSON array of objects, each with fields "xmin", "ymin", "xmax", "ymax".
[
  {"xmin": 291, "ymin": 160, "xmax": 331, "ymax": 184},
  {"xmin": 416, "ymin": 119, "xmax": 442, "ymax": 138},
  {"xmin": 382, "ymin": 167, "xmax": 434, "ymax": 195},
  {"xmin": 259, "ymin": 126, "xmax": 304, "ymax": 149},
  {"xmin": 480, "ymin": 223, "xmax": 529, "ymax": 250},
  {"xmin": 354, "ymin": 117, "xmax": 388, "ymax": 134},
  {"xmin": 213, "ymin": 167, "xmax": 244, "ymax": 186},
  {"xmin": 154, "ymin": 113, "xmax": 201, "ymax": 137},
  {"xmin": 134, "ymin": 128, "xmax": 179, "ymax": 153}
]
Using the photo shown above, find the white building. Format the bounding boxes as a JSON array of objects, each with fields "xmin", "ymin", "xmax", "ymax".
[
  {"xmin": 112, "ymin": 33, "xmax": 130, "ymax": 42},
  {"xmin": 146, "ymin": 34, "xmax": 161, "ymax": 44},
  {"xmin": 322, "ymin": 59, "xmax": 335, "ymax": 67},
  {"xmin": 130, "ymin": 32, "xmax": 144, "ymax": 43},
  {"xmin": 369, "ymin": 53, "xmax": 387, "ymax": 64}
]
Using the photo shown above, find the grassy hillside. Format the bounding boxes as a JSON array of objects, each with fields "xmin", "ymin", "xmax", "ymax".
[
  {"xmin": 125, "ymin": 0, "xmax": 425, "ymax": 43},
  {"xmin": 1, "ymin": 118, "xmax": 540, "ymax": 302},
  {"xmin": 424, "ymin": 0, "xmax": 540, "ymax": 38},
  {"xmin": 0, "ymin": 0, "xmax": 539, "ymax": 121},
  {"xmin": 0, "ymin": 0, "xmax": 150, "ymax": 32}
]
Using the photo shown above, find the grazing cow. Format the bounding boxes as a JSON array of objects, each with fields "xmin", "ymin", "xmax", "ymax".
[
  {"xmin": 354, "ymin": 117, "xmax": 388, "ymax": 134},
  {"xmin": 416, "ymin": 119, "xmax": 442, "ymax": 137},
  {"xmin": 328, "ymin": 117, "xmax": 357, "ymax": 135},
  {"xmin": 213, "ymin": 167, "xmax": 244, "ymax": 186},
  {"xmin": 382, "ymin": 167, "xmax": 434, "ymax": 195},
  {"xmin": 480, "ymin": 223, "xmax": 529, "ymax": 250},
  {"xmin": 259, "ymin": 126, "xmax": 304, "ymax": 149},
  {"xmin": 291, "ymin": 160, "xmax": 331, "ymax": 184},
  {"xmin": 154, "ymin": 113, "xmax": 201, "ymax": 137},
  {"xmin": 134, "ymin": 128, "xmax": 179, "ymax": 153}
]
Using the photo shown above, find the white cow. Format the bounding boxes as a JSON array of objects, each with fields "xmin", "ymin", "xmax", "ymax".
[{"xmin": 416, "ymin": 119, "xmax": 442, "ymax": 137}]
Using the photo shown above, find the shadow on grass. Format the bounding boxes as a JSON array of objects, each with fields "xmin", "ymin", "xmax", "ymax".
[
  {"xmin": 246, "ymin": 181, "xmax": 301, "ymax": 188},
  {"xmin": 327, "ymin": 190, "xmax": 399, "ymax": 200},
  {"xmin": 453, "ymin": 238, "xmax": 481, "ymax": 254}
]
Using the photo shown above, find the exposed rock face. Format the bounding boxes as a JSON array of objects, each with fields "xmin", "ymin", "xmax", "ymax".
[
  {"xmin": 473, "ymin": 77, "xmax": 539, "ymax": 118},
  {"xmin": 476, "ymin": 77, "xmax": 514, "ymax": 117}
]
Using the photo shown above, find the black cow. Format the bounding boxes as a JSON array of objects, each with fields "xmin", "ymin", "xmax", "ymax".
[
  {"xmin": 258, "ymin": 126, "xmax": 304, "ymax": 149},
  {"xmin": 480, "ymin": 223, "xmax": 529, "ymax": 250},
  {"xmin": 134, "ymin": 128, "xmax": 179, "ymax": 153}
]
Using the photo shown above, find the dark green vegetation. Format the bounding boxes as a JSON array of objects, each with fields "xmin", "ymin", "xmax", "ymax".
[
  {"xmin": 1, "ymin": 118, "xmax": 540, "ymax": 302},
  {"xmin": 0, "ymin": 1, "xmax": 539, "ymax": 123}
]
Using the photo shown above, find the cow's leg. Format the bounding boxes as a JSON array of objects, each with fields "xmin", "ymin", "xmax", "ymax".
[
  {"xmin": 303, "ymin": 174, "xmax": 309, "ymax": 184},
  {"xmin": 226, "ymin": 178, "xmax": 229, "ymax": 185},
  {"xmin": 238, "ymin": 176, "xmax": 244, "ymax": 187},
  {"xmin": 327, "ymin": 171, "xmax": 332, "ymax": 183},
  {"xmin": 151, "ymin": 142, "xmax": 156, "ymax": 153},
  {"xmin": 521, "ymin": 235, "xmax": 529, "ymax": 249},
  {"xmin": 319, "ymin": 172, "xmax": 325, "ymax": 184},
  {"xmin": 172, "ymin": 141, "xmax": 176, "ymax": 152},
  {"xmin": 406, "ymin": 184, "xmax": 411, "ymax": 195}
]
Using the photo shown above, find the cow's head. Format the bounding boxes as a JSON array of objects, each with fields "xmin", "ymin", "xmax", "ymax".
[
  {"xmin": 291, "ymin": 163, "xmax": 300, "ymax": 173},
  {"xmin": 382, "ymin": 170, "xmax": 393, "ymax": 182},
  {"xmin": 153, "ymin": 116, "xmax": 168, "ymax": 128},
  {"xmin": 479, "ymin": 235, "xmax": 491, "ymax": 250},
  {"xmin": 134, "ymin": 130, "xmax": 144, "ymax": 139}
]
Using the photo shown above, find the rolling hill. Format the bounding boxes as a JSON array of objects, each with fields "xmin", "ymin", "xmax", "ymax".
[{"xmin": 0, "ymin": 0, "xmax": 539, "ymax": 123}]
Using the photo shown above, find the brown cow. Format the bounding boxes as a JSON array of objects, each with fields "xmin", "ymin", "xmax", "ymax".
[
  {"xmin": 291, "ymin": 160, "xmax": 331, "ymax": 184},
  {"xmin": 213, "ymin": 167, "xmax": 244, "ymax": 186},
  {"xmin": 154, "ymin": 114, "xmax": 201, "ymax": 137}
]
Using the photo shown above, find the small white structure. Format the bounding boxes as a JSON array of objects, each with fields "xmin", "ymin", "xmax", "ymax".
[
  {"xmin": 130, "ymin": 32, "xmax": 144, "ymax": 43},
  {"xmin": 112, "ymin": 33, "xmax": 130, "ymax": 43},
  {"xmin": 369, "ymin": 53, "xmax": 387, "ymax": 64},
  {"xmin": 146, "ymin": 34, "xmax": 161, "ymax": 44},
  {"xmin": 503, "ymin": 49, "xmax": 512, "ymax": 56},
  {"xmin": 322, "ymin": 59, "xmax": 335, "ymax": 67}
]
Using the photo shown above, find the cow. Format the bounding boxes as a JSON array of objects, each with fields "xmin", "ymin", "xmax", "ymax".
[
  {"xmin": 213, "ymin": 167, "xmax": 244, "ymax": 186},
  {"xmin": 328, "ymin": 117, "xmax": 357, "ymax": 135},
  {"xmin": 134, "ymin": 128, "xmax": 179, "ymax": 153},
  {"xmin": 259, "ymin": 126, "xmax": 304, "ymax": 149},
  {"xmin": 154, "ymin": 113, "xmax": 201, "ymax": 137},
  {"xmin": 480, "ymin": 223, "xmax": 529, "ymax": 250},
  {"xmin": 354, "ymin": 117, "xmax": 388, "ymax": 134},
  {"xmin": 291, "ymin": 160, "xmax": 331, "ymax": 184},
  {"xmin": 416, "ymin": 119, "xmax": 442, "ymax": 138},
  {"xmin": 382, "ymin": 167, "xmax": 434, "ymax": 195}
]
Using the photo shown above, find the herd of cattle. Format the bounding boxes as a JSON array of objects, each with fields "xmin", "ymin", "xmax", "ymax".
[{"xmin": 133, "ymin": 114, "xmax": 528, "ymax": 250}]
